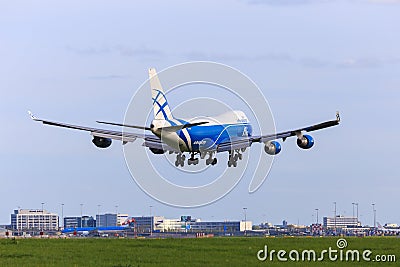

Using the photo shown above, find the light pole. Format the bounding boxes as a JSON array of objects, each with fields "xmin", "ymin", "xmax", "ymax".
[
  {"xmin": 352, "ymin": 202, "xmax": 355, "ymax": 219},
  {"xmin": 41, "ymin": 202, "xmax": 45, "ymax": 233},
  {"xmin": 61, "ymin": 203, "xmax": 64, "ymax": 230},
  {"xmin": 80, "ymin": 203, "xmax": 83, "ymax": 227},
  {"xmin": 355, "ymin": 203, "xmax": 359, "ymax": 225},
  {"xmin": 17, "ymin": 206, "xmax": 21, "ymax": 236},
  {"xmin": 333, "ymin": 202, "xmax": 337, "ymax": 235},
  {"xmin": 315, "ymin": 209, "xmax": 319, "ymax": 224},
  {"xmin": 243, "ymin": 207, "xmax": 247, "ymax": 236},
  {"xmin": 97, "ymin": 205, "xmax": 101, "ymax": 227},
  {"xmin": 149, "ymin": 205, "xmax": 153, "ymax": 236},
  {"xmin": 115, "ymin": 205, "xmax": 119, "ymax": 226},
  {"xmin": 372, "ymin": 203, "xmax": 376, "ymax": 230}
]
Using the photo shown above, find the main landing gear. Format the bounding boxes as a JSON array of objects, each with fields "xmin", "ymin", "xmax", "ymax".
[
  {"xmin": 187, "ymin": 153, "xmax": 199, "ymax": 165},
  {"xmin": 174, "ymin": 152, "xmax": 217, "ymax": 167},
  {"xmin": 175, "ymin": 153, "xmax": 185, "ymax": 167},
  {"xmin": 205, "ymin": 153, "xmax": 217, "ymax": 166},
  {"xmin": 227, "ymin": 149, "xmax": 243, "ymax": 167}
]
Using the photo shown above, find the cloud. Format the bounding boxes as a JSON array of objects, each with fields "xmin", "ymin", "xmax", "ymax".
[
  {"xmin": 66, "ymin": 45, "xmax": 111, "ymax": 55},
  {"xmin": 66, "ymin": 45, "xmax": 164, "ymax": 59},
  {"xmin": 185, "ymin": 51, "xmax": 295, "ymax": 63},
  {"xmin": 114, "ymin": 45, "xmax": 164, "ymax": 58},
  {"xmin": 243, "ymin": 0, "xmax": 400, "ymax": 5},
  {"xmin": 367, "ymin": 0, "xmax": 400, "ymax": 4},
  {"xmin": 87, "ymin": 74, "xmax": 129, "ymax": 80},
  {"xmin": 185, "ymin": 51, "xmax": 400, "ymax": 69},
  {"xmin": 336, "ymin": 57, "xmax": 400, "ymax": 68},
  {"xmin": 66, "ymin": 45, "xmax": 400, "ymax": 70},
  {"xmin": 243, "ymin": 0, "xmax": 331, "ymax": 5}
]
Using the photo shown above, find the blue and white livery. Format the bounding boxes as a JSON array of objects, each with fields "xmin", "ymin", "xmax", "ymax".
[{"xmin": 29, "ymin": 68, "xmax": 340, "ymax": 167}]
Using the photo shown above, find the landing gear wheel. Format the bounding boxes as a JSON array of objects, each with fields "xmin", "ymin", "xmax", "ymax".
[
  {"xmin": 188, "ymin": 153, "xmax": 199, "ymax": 166},
  {"xmin": 211, "ymin": 158, "xmax": 217, "ymax": 165},
  {"xmin": 175, "ymin": 154, "xmax": 186, "ymax": 167}
]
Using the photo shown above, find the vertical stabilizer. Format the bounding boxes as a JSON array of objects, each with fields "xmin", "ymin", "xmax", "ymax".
[{"xmin": 149, "ymin": 68, "xmax": 173, "ymax": 120}]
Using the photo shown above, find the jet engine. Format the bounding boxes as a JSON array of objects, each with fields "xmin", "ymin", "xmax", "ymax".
[
  {"xmin": 297, "ymin": 134, "xmax": 314, "ymax": 149},
  {"xmin": 92, "ymin": 136, "xmax": 112, "ymax": 148},
  {"xmin": 264, "ymin": 141, "xmax": 281, "ymax": 155}
]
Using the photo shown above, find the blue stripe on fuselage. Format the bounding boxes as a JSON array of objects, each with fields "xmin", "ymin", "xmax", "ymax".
[{"xmin": 186, "ymin": 123, "xmax": 252, "ymax": 152}]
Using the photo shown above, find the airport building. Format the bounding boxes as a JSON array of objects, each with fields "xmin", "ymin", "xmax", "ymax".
[
  {"xmin": 11, "ymin": 209, "xmax": 59, "ymax": 231},
  {"xmin": 323, "ymin": 215, "xmax": 359, "ymax": 228},
  {"xmin": 64, "ymin": 216, "xmax": 96, "ymax": 228},
  {"xmin": 130, "ymin": 215, "xmax": 252, "ymax": 233},
  {"xmin": 189, "ymin": 221, "xmax": 251, "ymax": 232},
  {"xmin": 130, "ymin": 216, "xmax": 164, "ymax": 233},
  {"xmin": 96, "ymin": 213, "xmax": 129, "ymax": 227},
  {"xmin": 97, "ymin": 213, "xmax": 117, "ymax": 227}
]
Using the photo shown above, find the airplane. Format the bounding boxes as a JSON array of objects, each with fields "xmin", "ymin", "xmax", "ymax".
[
  {"xmin": 29, "ymin": 68, "xmax": 340, "ymax": 167},
  {"xmin": 62, "ymin": 226, "xmax": 129, "ymax": 235},
  {"xmin": 377, "ymin": 223, "xmax": 400, "ymax": 233}
]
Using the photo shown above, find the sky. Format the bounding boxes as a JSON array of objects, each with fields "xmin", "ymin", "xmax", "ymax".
[{"xmin": 1, "ymin": 0, "xmax": 399, "ymax": 226}]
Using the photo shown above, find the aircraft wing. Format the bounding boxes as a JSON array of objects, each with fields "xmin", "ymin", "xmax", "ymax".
[
  {"xmin": 29, "ymin": 112, "xmax": 180, "ymax": 152},
  {"xmin": 29, "ymin": 111, "xmax": 145, "ymax": 143},
  {"xmin": 217, "ymin": 112, "xmax": 340, "ymax": 152}
]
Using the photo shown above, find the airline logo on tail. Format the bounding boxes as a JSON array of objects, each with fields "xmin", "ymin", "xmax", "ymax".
[{"xmin": 150, "ymin": 68, "xmax": 173, "ymax": 120}]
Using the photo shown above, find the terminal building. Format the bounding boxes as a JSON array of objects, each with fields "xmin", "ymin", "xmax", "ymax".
[
  {"xmin": 64, "ymin": 216, "xmax": 96, "ymax": 228},
  {"xmin": 96, "ymin": 213, "xmax": 129, "ymax": 227},
  {"xmin": 11, "ymin": 209, "xmax": 59, "ymax": 231},
  {"xmin": 323, "ymin": 215, "xmax": 360, "ymax": 228},
  {"xmin": 130, "ymin": 215, "xmax": 251, "ymax": 233}
]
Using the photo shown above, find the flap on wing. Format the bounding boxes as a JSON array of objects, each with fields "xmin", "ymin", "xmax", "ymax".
[
  {"xmin": 91, "ymin": 132, "xmax": 137, "ymax": 143},
  {"xmin": 29, "ymin": 112, "xmax": 146, "ymax": 143},
  {"xmin": 217, "ymin": 137, "xmax": 252, "ymax": 152},
  {"xmin": 257, "ymin": 112, "xmax": 340, "ymax": 143},
  {"xmin": 143, "ymin": 138, "xmax": 180, "ymax": 153}
]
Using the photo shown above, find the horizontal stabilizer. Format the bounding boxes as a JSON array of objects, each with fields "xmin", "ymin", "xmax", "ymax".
[
  {"xmin": 160, "ymin": 121, "xmax": 208, "ymax": 132},
  {"xmin": 28, "ymin": 110, "xmax": 38, "ymax": 121},
  {"xmin": 96, "ymin": 120, "xmax": 208, "ymax": 132}
]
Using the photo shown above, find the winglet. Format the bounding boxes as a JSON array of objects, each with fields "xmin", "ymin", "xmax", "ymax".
[
  {"xmin": 336, "ymin": 111, "xmax": 340, "ymax": 123},
  {"xmin": 28, "ymin": 110, "xmax": 37, "ymax": 120}
]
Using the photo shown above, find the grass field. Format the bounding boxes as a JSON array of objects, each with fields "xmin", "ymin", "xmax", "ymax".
[{"xmin": 0, "ymin": 236, "xmax": 399, "ymax": 266}]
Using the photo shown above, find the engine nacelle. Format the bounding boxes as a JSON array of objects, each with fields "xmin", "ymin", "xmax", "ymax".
[
  {"xmin": 149, "ymin": 148, "xmax": 165, "ymax": 154},
  {"xmin": 264, "ymin": 141, "xmax": 281, "ymax": 155},
  {"xmin": 92, "ymin": 136, "xmax": 112, "ymax": 148},
  {"xmin": 297, "ymin": 134, "xmax": 314, "ymax": 149}
]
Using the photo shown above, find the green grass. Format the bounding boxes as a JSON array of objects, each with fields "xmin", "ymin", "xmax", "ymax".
[{"xmin": 0, "ymin": 237, "xmax": 399, "ymax": 266}]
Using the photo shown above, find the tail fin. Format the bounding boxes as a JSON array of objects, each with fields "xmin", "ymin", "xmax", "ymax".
[{"xmin": 149, "ymin": 68, "xmax": 173, "ymax": 120}]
